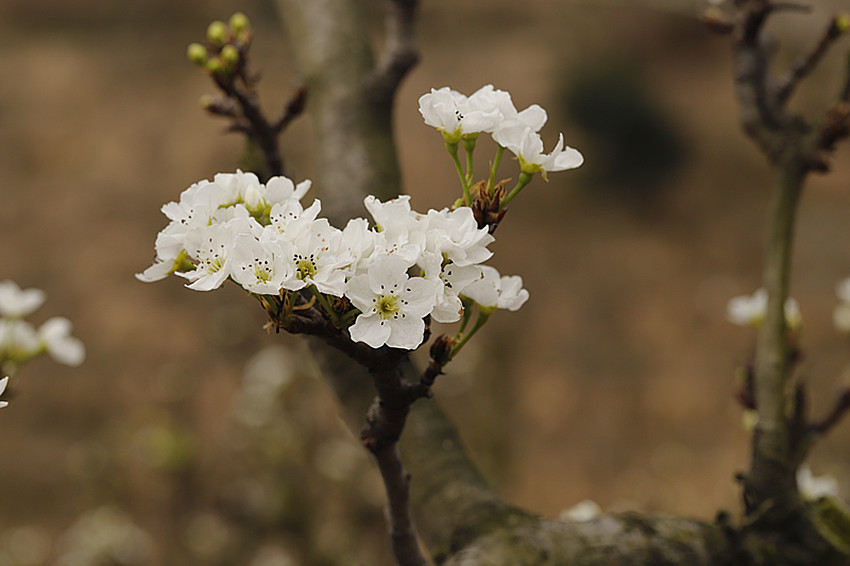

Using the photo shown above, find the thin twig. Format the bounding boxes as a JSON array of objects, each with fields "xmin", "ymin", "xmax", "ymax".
[
  {"xmin": 273, "ymin": 86, "xmax": 308, "ymax": 133},
  {"xmin": 776, "ymin": 14, "xmax": 847, "ymax": 106},
  {"xmin": 808, "ymin": 387, "xmax": 850, "ymax": 437},
  {"xmin": 362, "ymin": 366, "xmax": 430, "ymax": 566}
]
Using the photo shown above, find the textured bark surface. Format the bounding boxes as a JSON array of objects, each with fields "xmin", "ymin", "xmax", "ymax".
[{"xmin": 276, "ymin": 0, "xmax": 403, "ymax": 225}]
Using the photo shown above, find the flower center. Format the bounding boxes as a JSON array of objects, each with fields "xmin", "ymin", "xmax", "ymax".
[
  {"xmin": 375, "ymin": 294, "xmax": 400, "ymax": 320},
  {"xmin": 295, "ymin": 254, "xmax": 317, "ymax": 280}
]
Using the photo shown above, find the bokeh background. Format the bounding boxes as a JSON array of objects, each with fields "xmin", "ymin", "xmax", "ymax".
[{"xmin": 2, "ymin": 0, "xmax": 850, "ymax": 564}]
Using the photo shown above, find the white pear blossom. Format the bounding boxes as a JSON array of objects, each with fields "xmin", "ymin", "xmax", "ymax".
[
  {"xmin": 0, "ymin": 318, "xmax": 42, "ymax": 362},
  {"xmin": 39, "ymin": 317, "xmax": 85, "ymax": 366},
  {"xmin": 284, "ymin": 219, "xmax": 349, "ymax": 297},
  {"xmin": 0, "ymin": 282, "xmax": 85, "ymax": 374},
  {"xmin": 423, "ymin": 207, "xmax": 493, "ymax": 267},
  {"xmin": 267, "ymin": 198, "xmax": 321, "ymax": 241},
  {"xmin": 465, "ymin": 84, "xmax": 549, "ymax": 136},
  {"xmin": 364, "ymin": 195, "xmax": 427, "ymax": 263},
  {"xmin": 420, "ymin": 253, "xmax": 483, "ymax": 323},
  {"xmin": 797, "ymin": 464, "xmax": 840, "ymax": 501},
  {"xmin": 179, "ymin": 219, "xmax": 247, "ymax": 291},
  {"xmin": 229, "ymin": 233, "xmax": 296, "ymax": 295},
  {"xmin": 0, "ymin": 376, "xmax": 8, "ymax": 408},
  {"xmin": 418, "ymin": 86, "xmax": 501, "ymax": 143},
  {"xmin": 726, "ymin": 287, "xmax": 802, "ymax": 329},
  {"xmin": 495, "ymin": 126, "xmax": 584, "ymax": 177},
  {"xmin": 461, "ymin": 265, "xmax": 529, "ymax": 312},
  {"xmin": 346, "ymin": 255, "xmax": 438, "ymax": 349},
  {"xmin": 0, "ymin": 280, "xmax": 46, "ymax": 319}
]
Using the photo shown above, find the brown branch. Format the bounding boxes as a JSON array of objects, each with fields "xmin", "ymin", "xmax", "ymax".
[
  {"xmin": 841, "ymin": 50, "xmax": 850, "ymax": 102},
  {"xmin": 367, "ymin": 0, "xmax": 421, "ymax": 102},
  {"xmin": 273, "ymin": 85, "xmax": 308, "ymax": 133},
  {"xmin": 223, "ymin": 82, "xmax": 285, "ymax": 179},
  {"xmin": 362, "ymin": 365, "xmax": 430, "ymax": 566},
  {"xmin": 776, "ymin": 14, "xmax": 848, "ymax": 107},
  {"xmin": 808, "ymin": 387, "xmax": 850, "ymax": 437}
]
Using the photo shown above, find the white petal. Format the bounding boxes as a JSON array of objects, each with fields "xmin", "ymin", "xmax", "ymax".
[
  {"xmin": 386, "ymin": 316, "xmax": 425, "ymax": 350},
  {"xmin": 349, "ymin": 315, "xmax": 392, "ymax": 348},
  {"xmin": 39, "ymin": 317, "xmax": 85, "ymax": 366},
  {"xmin": 0, "ymin": 280, "xmax": 46, "ymax": 318},
  {"xmin": 135, "ymin": 260, "xmax": 173, "ymax": 282}
]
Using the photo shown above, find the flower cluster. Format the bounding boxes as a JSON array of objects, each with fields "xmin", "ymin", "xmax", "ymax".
[
  {"xmin": 418, "ymin": 84, "xmax": 584, "ymax": 178},
  {"xmin": 137, "ymin": 170, "xmax": 528, "ymax": 350},
  {"xmin": 0, "ymin": 280, "xmax": 86, "ymax": 407}
]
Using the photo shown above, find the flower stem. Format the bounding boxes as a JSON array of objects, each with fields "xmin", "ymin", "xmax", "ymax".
[
  {"xmin": 451, "ymin": 308, "xmax": 492, "ymax": 359},
  {"xmin": 463, "ymin": 136, "xmax": 477, "ymax": 188},
  {"xmin": 499, "ymin": 171, "xmax": 534, "ymax": 210},
  {"xmin": 487, "ymin": 145, "xmax": 505, "ymax": 196},
  {"xmin": 446, "ymin": 141, "xmax": 471, "ymax": 205},
  {"xmin": 308, "ymin": 286, "xmax": 342, "ymax": 327},
  {"xmin": 457, "ymin": 297, "xmax": 475, "ymax": 335}
]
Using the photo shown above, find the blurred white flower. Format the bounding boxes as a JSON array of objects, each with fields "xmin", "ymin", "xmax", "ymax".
[
  {"xmin": 56, "ymin": 506, "xmax": 155, "ymax": 566},
  {"xmin": 0, "ymin": 280, "xmax": 45, "ymax": 318},
  {"xmin": 0, "ymin": 318, "xmax": 42, "ymax": 362},
  {"xmin": 0, "ymin": 376, "xmax": 9, "ymax": 408},
  {"xmin": 797, "ymin": 464, "xmax": 840, "ymax": 501},
  {"xmin": 39, "ymin": 317, "xmax": 85, "ymax": 366},
  {"xmin": 833, "ymin": 278, "xmax": 850, "ymax": 333},
  {"xmin": 726, "ymin": 287, "xmax": 801, "ymax": 329},
  {"xmin": 559, "ymin": 499, "xmax": 602, "ymax": 522}
]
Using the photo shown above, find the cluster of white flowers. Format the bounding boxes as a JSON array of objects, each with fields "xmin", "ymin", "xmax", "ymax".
[
  {"xmin": 137, "ymin": 170, "xmax": 528, "ymax": 350},
  {"xmin": 418, "ymin": 84, "xmax": 584, "ymax": 176},
  {"xmin": 726, "ymin": 287, "xmax": 802, "ymax": 330},
  {"xmin": 0, "ymin": 280, "xmax": 86, "ymax": 375}
]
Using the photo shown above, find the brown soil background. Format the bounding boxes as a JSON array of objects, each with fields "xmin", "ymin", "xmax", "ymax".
[{"xmin": 1, "ymin": 0, "xmax": 850, "ymax": 564}]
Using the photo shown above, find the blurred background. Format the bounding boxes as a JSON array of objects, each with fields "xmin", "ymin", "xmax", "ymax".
[{"xmin": 1, "ymin": 0, "xmax": 850, "ymax": 564}]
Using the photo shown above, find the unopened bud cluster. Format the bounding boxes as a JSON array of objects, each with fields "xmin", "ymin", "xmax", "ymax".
[{"xmin": 186, "ymin": 12, "xmax": 252, "ymax": 80}]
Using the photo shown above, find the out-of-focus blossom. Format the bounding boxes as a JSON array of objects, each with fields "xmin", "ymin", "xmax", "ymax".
[
  {"xmin": 726, "ymin": 287, "xmax": 802, "ymax": 330},
  {"xmin": 0, "ymin": 280, "xmax": 45, "ymax": 319},
  {"xmin": 797, "ymin": 464, "xmax": 840, "ymax": 501}
]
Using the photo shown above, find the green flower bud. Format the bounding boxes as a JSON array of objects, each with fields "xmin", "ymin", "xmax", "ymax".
[
  {"xmin": 198, "ymin": 94, "xmax": 214, "ymax": 110},
  {"xmin": 836, "ymin": 13, "xmax": 850, "ymax": 33},
  {"xmin": 220, "ymin": 44, "xmax": 240, "ymax": 68},
  {"xmin": 206, "ymin": 20, "xmax": 228, "ymax": 45},
  {"xmin": 205, "ymin": 57, "xmax": 224, "ymax": 75},
  {"xmin": 186, "ymin": 43, "xmax": 208, "ymax": 66},
  {"xmin": 229, "ymin": 12, "xmax": 250, "ymax": 35}
]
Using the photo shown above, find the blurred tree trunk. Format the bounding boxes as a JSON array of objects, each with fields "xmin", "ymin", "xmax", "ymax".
[{"xmin": 272, "ymin": 1, "xmax": 850, "ymax": 564}]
